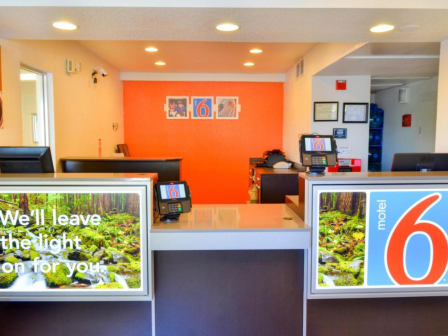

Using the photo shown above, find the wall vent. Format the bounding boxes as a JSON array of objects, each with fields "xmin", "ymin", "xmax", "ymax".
[{"xmin": 295, "ymin": 58, "xmax": 304, "ymax": 79}]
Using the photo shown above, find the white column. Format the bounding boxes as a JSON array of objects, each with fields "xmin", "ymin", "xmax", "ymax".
[{"xmin": 435, "ymin": 39, "xmax": 448, "ymax": 152}]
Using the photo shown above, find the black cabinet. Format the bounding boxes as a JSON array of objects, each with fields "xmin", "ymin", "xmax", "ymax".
[{"xmin": 249, "ymin": 164, "xmax": 300, "ymax": 203}]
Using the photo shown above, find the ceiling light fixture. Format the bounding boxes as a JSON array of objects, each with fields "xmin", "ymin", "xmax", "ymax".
[
  {"xmin": 244, "ymin": 62, "xmax": 254, "ymax": 66},
  {"xmin": 52, "ymin": 21, "xmax": 78, "ymax": 30},
  {"xmin": 370, "ymin": 24, "xmax": 394, "ymax": 33},
  {"xmin": 250, "ymin": 49, "xmax": 262, "ymax": 54},
  {"xmin": 216, "ymin": 23, "xmax": 239, "ymax": 32},
  {"xmin": 400, "ymin": 25, "xmax": 420, "ymax": 32},
  {"xmin": 145, "ymin": 47, "xmax": 158, "ymax": 52},
  {"xmin": 155, "ymin": 61, "xmax": 166, "ymax": 66}
]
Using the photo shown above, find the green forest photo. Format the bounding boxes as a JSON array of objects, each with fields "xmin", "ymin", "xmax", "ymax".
[
  {"xmin": 0, "ymin": 192, "xmax": 142, "ymax": 291},
  {"xmin": 318, "ymin": 191, "xmax": 366, "ymax": 287}
]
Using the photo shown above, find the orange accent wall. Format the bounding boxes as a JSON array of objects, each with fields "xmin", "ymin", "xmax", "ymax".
[{"xmin": 123, "ymin": 81, "xmax": 283, "ymax": 204}]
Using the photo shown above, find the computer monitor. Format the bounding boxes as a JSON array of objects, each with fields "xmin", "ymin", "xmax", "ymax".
[
  {"xmin": 0, "ymin": 147, "xmax": 54, "ymax": 173},
  {"xmin": 391, "ymin": 153, "xmax": 448, "ymax": 172}
]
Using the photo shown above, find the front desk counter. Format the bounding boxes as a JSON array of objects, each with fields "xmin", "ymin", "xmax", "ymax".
[
  {"xmin": 151, "ymin": 204, "xmax": 310, "ymax": 336},
  {"xmin": 300, "ymin": 171, "xmax": 448, "ymax": 336},
  {"xmin": 0, "ymin": 173, "xmax": 156, "ymax": 336},
  {"xmin": 4, "ymin": 171, "xmax": 448, "ymax": 336}
]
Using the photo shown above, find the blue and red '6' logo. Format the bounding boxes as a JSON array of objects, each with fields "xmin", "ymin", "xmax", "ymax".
[
  {"xmin": 193, "ymin": 98, "xmax": 213, "ymax": 118},
  {"xmin": 385, "ymin": 193, "xmax": 448, "ymax": 285}
]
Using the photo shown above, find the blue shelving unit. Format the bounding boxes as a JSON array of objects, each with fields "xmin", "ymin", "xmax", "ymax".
[{"xmin": 368, "ymin": 104, "xmax": 384, "ymax": 172}]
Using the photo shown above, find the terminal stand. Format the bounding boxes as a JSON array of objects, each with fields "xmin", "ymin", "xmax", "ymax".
[{"xmin": 305, "ymin": 166, "xmax": 326, "ymax": 176}]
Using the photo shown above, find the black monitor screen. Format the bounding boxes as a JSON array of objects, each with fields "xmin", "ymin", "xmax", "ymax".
[
  {"xmin": 391, "ymin": 153, "xmax": 448, "ymax": 172},
  {"xmin": 0, "ymin": 147, "xmax": 54, "ymax": 173}
]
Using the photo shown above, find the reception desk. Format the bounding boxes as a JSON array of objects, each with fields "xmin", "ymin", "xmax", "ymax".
[
  {"xmin": 151, "ymin": 204, "xmax": 309, "ymax": 336},
  {"xmin": 0, "ymin": 173, "xmax": 155, "ymax": 336},
  {"xmin": 3, "ymin": 171, "xmax": 448, "ymax": 336},
  {"xmin": 300, "ymin": 171, "xmax": 448, "ymax": 336},
  {"xmin": 61, "ymin": 157, "xmax": 182, "ymax": 182}
]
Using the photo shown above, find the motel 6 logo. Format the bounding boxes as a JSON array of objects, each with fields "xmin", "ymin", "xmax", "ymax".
[{"xmin": 385, "ymin": 193, "xmax": 448, "ymax": 285}]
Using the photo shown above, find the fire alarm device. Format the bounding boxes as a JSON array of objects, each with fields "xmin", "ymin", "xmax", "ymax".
[
  {"xmin": 402, "ymin": 114, "xmax": 412, "ymax": 127},
  {"xmin": 336, "ymin": 80, "xmax": 347, "ymax": 90}
]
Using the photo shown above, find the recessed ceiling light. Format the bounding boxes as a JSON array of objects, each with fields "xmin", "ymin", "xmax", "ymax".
[
  {"xmin": 244, "ymin": 62, "xmax": 254, "ymax": 66},
  {"xmin": 145, "ymin": 47, "xmax": 158, "ymax": 52},
  {"xmin": 400, "ymin": 25, "xmax": 420, "ymax": 32},
  {"xmin": 370, "ymin": 24, "xmax": 394, "ymax": 33},
  {"xmin": 155, "ymin": 61, "xmax": 166, "ymax": 66},
  {"xmin": 216, "ymin": 23, "xmax": 239, "ymax": 32},
  {"xmin": 52, "ymin": 22, "xmax": 78, "ymax": 30},
  {"xmin": 250, "ymin": 49, "xmax": 262, "ymax": 54}
]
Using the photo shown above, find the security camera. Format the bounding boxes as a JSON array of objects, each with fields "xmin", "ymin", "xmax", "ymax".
[{"xmin": 93, "ymin": 66, "xmax": 108, "ymax": 77}]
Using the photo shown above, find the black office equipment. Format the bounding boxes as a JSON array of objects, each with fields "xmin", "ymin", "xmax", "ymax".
[
  {"xmin": 155, "ymin": 181, "xmax": 192, "ymax": 221},
  {"xmin": 391, "ymin": 153, "xmax": 448, "ymax": 172},
  {"xmin": 255, "ymin": 150, "xmax": 287, "ymax": 168},
  {"xmin": 0, "ymin": 146, "xmax": 54, "ymax": 173},
  {"xmin": 299, "ymin": 135, "xmax": 337, "ymax": 176}
]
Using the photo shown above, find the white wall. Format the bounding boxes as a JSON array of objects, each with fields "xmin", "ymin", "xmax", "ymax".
[
  {"xmin": 436, "ymin": 39, "xmax": 448, "ymax": 152},
  {"xmin": 283, "ymin": 43, "xmax": 364, "ymax": 163},
  {"xmin": 0, "ymin": 39, "xmax": 124, "ymax": 170},
  {"xmin": 311, "ymin": 76, "xmax": 371, "ymax": 171},
  {"xmin": 375, "ymin": 77, "xmax": 438, "ymax": 171}
]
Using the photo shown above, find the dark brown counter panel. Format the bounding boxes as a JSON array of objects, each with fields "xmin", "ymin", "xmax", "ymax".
[
  {"xmin": 249, "ymin": 165, "xmax": 300, "ymax": 203},
  {"xmin": 61, "ymin": 157, "xmax": 182, "ymax": 182}
]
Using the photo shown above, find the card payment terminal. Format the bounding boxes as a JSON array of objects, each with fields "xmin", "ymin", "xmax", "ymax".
[
  {"xmin": 299, "ymin": 135, "xmax": 338, "ymax": 176},
  {"xmin": 155, "ymin": 181, "xmax": 192, "ymax": 222}
]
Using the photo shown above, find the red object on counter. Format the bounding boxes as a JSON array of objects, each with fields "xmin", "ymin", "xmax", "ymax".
[{"xmin": 328, "ymin": 158, "xmax": 361, "ymax": 172}]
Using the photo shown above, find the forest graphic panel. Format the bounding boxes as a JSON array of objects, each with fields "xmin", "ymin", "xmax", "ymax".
[
  {"xmin": 0, "ymin": 192, "xmax": 142, "ymax": 292},
  {"xmin": 318, "ymin": 192, "xmax": 366, "ymax": 287}
]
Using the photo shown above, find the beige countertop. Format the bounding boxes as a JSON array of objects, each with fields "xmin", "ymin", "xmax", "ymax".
[
  {"xmin": 150, "ymin": 204, "xmax": 310, "ymax": 251},
  {"xmin": 0, "ymin": 172, "xmax": 157, "ymax": 182},
  {"xmin": 152, "ymin": 204, "xmax": 308, "ymax": 231},
  {"xmin": 300, "ymin": 171, "xmax": 448, "ymax": 182},
  {"xmin": 253, "ymin": 167, "xmax": 302, "ymax": 175}
]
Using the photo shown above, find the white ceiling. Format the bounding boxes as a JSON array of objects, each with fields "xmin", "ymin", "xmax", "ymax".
[
  {"xmin": 77, "ymin": 41, "xmax": 316, "ymax": 73},
  {"xmin": 316, "ymin": 43, "xmax": 440, "ymax": 93},
  {"xmin": 2, "ymin": 0, "xmax": 448, "ymax": 9},
  {"xmin": 0, "ymin": 7, "xmax": 448, "ymax": 42}
]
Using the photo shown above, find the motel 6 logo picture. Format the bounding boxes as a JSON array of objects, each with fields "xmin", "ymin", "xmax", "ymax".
[
  {"xmin": 168, "ymin": 185, "xmax": 181, "ymax": 198},
  {"xmin": 368, "ymin": 191, "xmax": 448, "ymax": 287}
]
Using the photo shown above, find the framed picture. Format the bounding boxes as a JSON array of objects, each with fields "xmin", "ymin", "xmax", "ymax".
[
  {"xmin": 314, "ymin": 102, "xmax": 338, "ymax": 122},
  {"xmin": 333, "ymin": 128, "xmax": 347, "ymax": 139},
  {"xmin": 192, "ymin": 97, "xmax": 214, "ymax": 119},
  {"xmin": 165, "ymin": 96, "xmax": 190, "ymax": 119},
  {"xmin": 216, "ymin": 97, "xmax": 240, "ymax": 119},
  {"xmin": 343, "ymin": 103, "xmax": 369, "ymax": 123}
]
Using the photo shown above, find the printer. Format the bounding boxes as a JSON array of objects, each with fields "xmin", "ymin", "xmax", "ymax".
[{"xmin": 255, "ymin": 149, "xmax": 287, "ymax": 168}]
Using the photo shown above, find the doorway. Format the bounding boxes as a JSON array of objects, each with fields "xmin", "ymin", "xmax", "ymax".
[{"xmin": 20, "ymin": 67, "xmax": 50, "ymax": 147}]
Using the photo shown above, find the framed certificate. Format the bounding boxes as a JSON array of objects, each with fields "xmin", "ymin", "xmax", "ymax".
[
  {"xmin": 314, "ymin": 102, "xmax": 338, "ymax": 122},
  {"xmin": 343, "ymin": 103, "xmax": 369, "ymax": 123}
]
